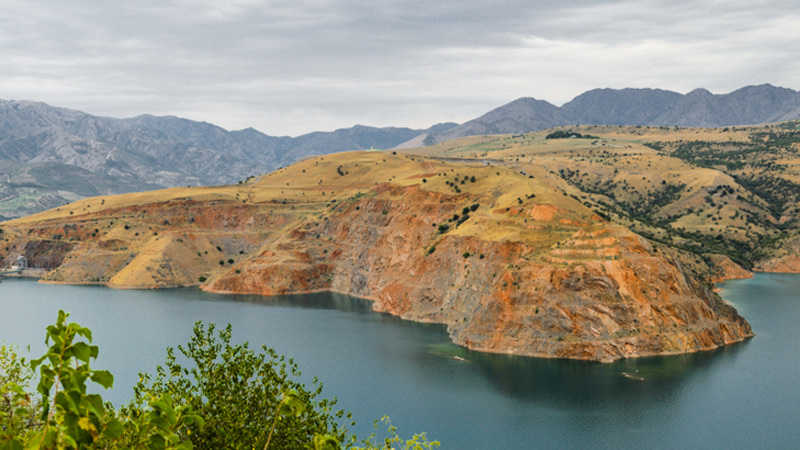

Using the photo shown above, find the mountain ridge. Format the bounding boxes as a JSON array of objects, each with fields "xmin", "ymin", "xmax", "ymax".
[
  {"xmin": 0, "ymin": 98, "xmax": 455, "ymax": 219},
  {"xmin": 3, "ymin": 83, "xmax": 800, "ymax": 220},
  {"xmin": 414, "ymin": 84, "xmax": 800, "ymax": 145}
]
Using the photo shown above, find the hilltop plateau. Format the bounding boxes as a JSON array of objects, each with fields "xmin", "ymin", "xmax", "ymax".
[
  {"xmin": 0, "ymin": 150, "xmax": 752, "ymax": 362},
  {"xmin": 401, "ymin": 121, "xmax": 800, "ymax": 273}
]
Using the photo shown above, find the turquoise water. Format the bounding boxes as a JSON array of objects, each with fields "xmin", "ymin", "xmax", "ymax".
[{"xmin": 1, "ymin": 274, "xmax": 798, "ymax": 449}]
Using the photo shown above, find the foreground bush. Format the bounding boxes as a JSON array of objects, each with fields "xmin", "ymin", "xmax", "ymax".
[
  {"xmin": 0, "ymin": 311, "xmax": 438, "ymax": 450},
  {"xmin": 123, "ymin": 322, "xmax": 346, "ymax": 449}
]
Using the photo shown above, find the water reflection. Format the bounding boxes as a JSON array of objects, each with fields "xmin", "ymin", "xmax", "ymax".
[
  {"xmin": 208, "ymin": 287, "xmax": 757, "ymax": 410},
  {"xmin": 196, "ymin": 287, "xmax": 757, "ymax": 405},
  {"xmin": 2, "ymin": 276, "xmax": 797, "ymax": 450},
  {"xmin": 216, "ymin": 290, "xmax": 376, "ymax": 314},
  {"xmin": 426, "ymin": 336, "xmax": 748, "ymax": 403}
]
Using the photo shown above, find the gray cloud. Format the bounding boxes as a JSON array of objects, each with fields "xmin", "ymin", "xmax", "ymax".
[{"xmin": 1, "ymin": 0, "xmax": 798, "ymax": 135}]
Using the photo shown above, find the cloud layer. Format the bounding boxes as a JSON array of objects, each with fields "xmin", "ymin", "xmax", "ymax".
[{"xmin": 2, "ymin": 0, "xmax": 798, "ymax": 135}]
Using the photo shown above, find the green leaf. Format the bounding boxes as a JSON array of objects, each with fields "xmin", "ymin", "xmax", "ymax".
[
  {"xmin": 55, "ymin": 391, "xmax": 79, "ymax": 414},
  {"xmin": 85, "ymin": 394, "xmax": 106, "ymax": 417},
  {"xmin": 61, "ymin": 434, "xmax": 78, "ymax": 448},
  {"xmin": 75, "ymin": 325, "xmax": 93, "ymax": 343},
  {"xmin": 174, "ymin": 441, "xmax": 194, "ymax": 450},
  {"xmin": 314, "ymin": 434, "xmax": 340, "ymax": 450},
  {"xmin": 90, "ymin": 370, "xmax": 114, "ymax": 389},
  {"xmin": 0, "ymin": 438, "xmax": 24, "ymax": 450},
  {"xmin": 70, "ymin": 342, "xmax": 93, "ymax": 363},
  {"xmin": 24, "ymin": 432, "xmax": 45, "ymax": 450},
  {"xmin": 103, "ymin": 418, "xmax": 125, "ymax": 439},
  {"xmin": 149, "ymin": 416, "xmax": 171, "ymax": 431},
  {"xmin": 30, "ymin": 355, "xmax": 46, "ymax": 370}
]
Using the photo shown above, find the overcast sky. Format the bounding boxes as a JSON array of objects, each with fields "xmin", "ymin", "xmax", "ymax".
[{"xmin": 2, "ymin": 0, "xmax": 799, "ymax": 136}]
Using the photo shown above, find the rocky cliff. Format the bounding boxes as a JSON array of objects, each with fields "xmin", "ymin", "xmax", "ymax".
[{"xmin": 0, "ymin": 151, "xmax": 752, "ymax": 362}]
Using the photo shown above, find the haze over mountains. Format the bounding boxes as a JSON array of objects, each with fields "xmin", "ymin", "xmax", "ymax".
[
  {"xmin": 414, "ymin": 84, "xmax": 800, "ymax": 146},
  {"xmin": 0, "ymin": 99, "xmax": 454, "ymax": 219},
  {"xmin": 2, "ymin": 83, "xmax": 800, "ymax": 220}
]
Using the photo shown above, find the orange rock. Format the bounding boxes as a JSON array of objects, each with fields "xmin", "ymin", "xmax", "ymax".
[{"xmin": 0, "ymin": 152, "xmax": 754, "ymax": 362}]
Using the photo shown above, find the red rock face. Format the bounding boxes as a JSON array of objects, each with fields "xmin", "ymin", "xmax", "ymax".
[
  {"xmin": 205, "ymin": 183, "xmax": 752, "ymax": 362},
  {"xmin": 0, "ymin": 154, "xmax": 753, "ymax": 362}
]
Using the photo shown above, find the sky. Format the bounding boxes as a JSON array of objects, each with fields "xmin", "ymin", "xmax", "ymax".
[{"xmin": 2, "ymin": 0, "xmax": 799, "ymax": 136}]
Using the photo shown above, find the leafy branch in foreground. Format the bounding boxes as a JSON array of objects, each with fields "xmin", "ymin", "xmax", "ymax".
[
  {"xmin": 0, "ymin": 311, "xmax": 200, "ymax": 450},
  {"xmin": 1, "ymin": 344, "xmax": 40, "ymax": 444},
  {"xmin": 1, "ymin": 312, "xmax": 438, "ymax": 449},
  {"xmin": 354, "ymin": 417, "xmax": 439, "ymax": 450},
  {"xmin": 127, "ymin": 322, "xmax": 349, "ymax": 449}
]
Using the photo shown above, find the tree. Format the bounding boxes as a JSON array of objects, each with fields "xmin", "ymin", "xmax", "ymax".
[
  {"xmin": 0, "ymin": 344, "xmax": 40, "ymax": 441},
  {"xmin": 1, "ymin": 315, "xmax": 437, "ymax": 450},
  {"xmin": 0, "ymin": 311, "xmax": 199, "ymax": 450},
  {"xmin": 127, "ymin": 322, "xmax": 349, "ymax": 450}
]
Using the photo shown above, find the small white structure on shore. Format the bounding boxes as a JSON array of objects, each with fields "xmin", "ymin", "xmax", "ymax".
[{"xmin": 11, "ymin": 255, "xmax": 28, "ymax": 270}]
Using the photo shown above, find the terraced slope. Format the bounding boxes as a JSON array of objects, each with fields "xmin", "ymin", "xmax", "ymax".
[{"xmin": 401, "ymin": 122, "xmax": 800, "ymax": 272}]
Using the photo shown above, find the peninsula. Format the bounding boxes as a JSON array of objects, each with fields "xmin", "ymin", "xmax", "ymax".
[{"xmin": 3, "ymin": 124, "xmax": 770, "ymax": 361}]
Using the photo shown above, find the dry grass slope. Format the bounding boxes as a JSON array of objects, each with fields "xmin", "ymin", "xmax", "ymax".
[{"xmin": 0, "ymin": 147, "xmax": 756, "ymax": 361}]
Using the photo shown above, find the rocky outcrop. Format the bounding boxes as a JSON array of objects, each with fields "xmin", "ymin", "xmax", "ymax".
[
  {"xmin": 756, "ymin": 255, "xmax": 800, "ymax": 273},
  {"xmin": 206, "ymin": 184, "xmax": 752, "ymax": 362},
  {"xmin": 0, "ymin": 151, "xmax": 753, "ymax": 362},
  {"xmin": 753, "ymin": 235, "xmax": 800, "ymax": 273},
  {"xmin": 709, "ymin": 255, "xmax": 754, "ymax": 283}
]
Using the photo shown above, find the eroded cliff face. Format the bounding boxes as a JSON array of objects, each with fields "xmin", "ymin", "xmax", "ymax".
[
  {"xmin": 0, "ymin": 151, "xmax": 752, "ymax": 361},
  {"xmin": 709, "ymin": 255, "xmax": 754, "ymax": 284},
  {"xmin": 755, "ymin": 236, "xmax": 800, "ymax": 273}
]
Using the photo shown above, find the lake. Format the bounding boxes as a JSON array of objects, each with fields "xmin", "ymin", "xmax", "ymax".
[{"xmin": 1, "ymin": 274, "xmax": 799, "ymax": 449}]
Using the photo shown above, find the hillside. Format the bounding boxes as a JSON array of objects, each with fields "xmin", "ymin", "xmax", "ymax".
[
  {"xmin": 4, "ymin": 84, "xmax": 798, "ymax": 221},
  {"xmin": 414, "ymin": 84, "xmax": 800, "ymax": 145},
  {"xmin": 400, "ymin": 121, "xmax": 800, "ymax": 272},
  {"xmin": 0, "ymin": 99, "xmax": 455, "ymax": 220},
  {"xmin": 0, "ymin": 151, "xmax": 751, "ymax": 362}
]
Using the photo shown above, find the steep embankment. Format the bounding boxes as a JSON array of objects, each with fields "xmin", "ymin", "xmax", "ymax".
[{"xmin": 0, "ymin": 151, "xmax": 752, "ymax": 362}]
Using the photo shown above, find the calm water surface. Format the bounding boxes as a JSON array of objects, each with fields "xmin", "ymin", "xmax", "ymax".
[{"xmin": 1, "ymin": 274, "xmax": 799, "ymax": 449}]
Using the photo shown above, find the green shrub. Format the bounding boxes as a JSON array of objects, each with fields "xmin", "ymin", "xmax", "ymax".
[
  {"xmin": 0, "ymin": 314, "xmax": 438, "ymax": 450},
  {"xmin": 0, "ymin": 310, "xmax": 200, "ymax": 449},
  {"xmin": 128, "ymin": 323, "xmax": 347, "ymax": 449}
]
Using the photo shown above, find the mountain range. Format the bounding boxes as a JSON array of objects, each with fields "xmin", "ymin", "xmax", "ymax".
[
  {"xmin": 413, "ymin": 84, "xmax": 800, "ymax": 145},
  {"xmin": 2, "ymin": 83, "xmax": 800, "ymax": 220},
  {"xmin": 0, "ymin": 99, "xmax": 455, "ymax": 220}
]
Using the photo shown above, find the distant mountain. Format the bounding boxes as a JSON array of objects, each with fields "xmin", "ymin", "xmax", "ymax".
[
  {"xmin": 3, "ymin": 83, "xmax": 800, "ymax": 220},
  {"xmin": 427, "ymin": 98, "xmax": 574, "ymax": 145},
  {"xmin": 561, "ymin": 88, "xmax": 683, "ymax": 125},
  {"xmin": 651, "ymin": 85, "xmax": 800, "ymax": 126},
  {"xmin": 0, "ymin": 99, "xmax": 456, "ymax": 219},
  {"xmin": 413, "ymin": 84, "xmax": 800, "ymax": 145}
]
